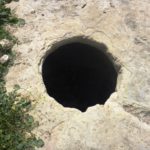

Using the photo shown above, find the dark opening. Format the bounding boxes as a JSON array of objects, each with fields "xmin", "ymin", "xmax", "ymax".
[{"xmin": 42, "ymin": 40, "xmax": 118, "ymax": 112}]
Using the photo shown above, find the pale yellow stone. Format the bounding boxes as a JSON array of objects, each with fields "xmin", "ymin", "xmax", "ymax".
[{"xmin": 5, "ymin": 0, "xmax": 150, "ymax": 149}]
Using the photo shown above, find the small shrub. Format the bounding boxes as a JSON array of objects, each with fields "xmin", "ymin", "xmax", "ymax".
[{"xmin": 0, "ymin": 1, "xmax": 44, "ymax": 149}]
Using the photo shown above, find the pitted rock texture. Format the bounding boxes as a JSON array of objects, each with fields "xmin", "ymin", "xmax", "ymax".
[{"xmin": 5, "ymin": 0, "xmax": 150, "ymax": 149}]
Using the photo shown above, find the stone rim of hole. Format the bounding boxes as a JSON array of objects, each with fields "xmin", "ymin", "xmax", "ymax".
[
  {"xmin": 39, "ymin": 36, "xmax": 121, "ymax": 75},
  {"xmin": 39, "ymin": 36, "xmax": 122, "ymax": 112}
]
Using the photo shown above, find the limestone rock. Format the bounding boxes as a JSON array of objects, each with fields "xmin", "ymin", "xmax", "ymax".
[
  {"xmin": 0, "ymin": 39, "xmax": 13, "ymax": 49},
  {"xmin": 0, "ymin": 55, "xmax": 9, "ymax": 64},
  {"xmin": 5, "ymin": 0, "xmax": 150, "ymax": 149}
]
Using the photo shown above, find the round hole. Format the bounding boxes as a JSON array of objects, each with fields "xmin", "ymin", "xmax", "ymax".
[{"xmin": 42, "ymin": 39, "xmax": 118, "ymax": 112}]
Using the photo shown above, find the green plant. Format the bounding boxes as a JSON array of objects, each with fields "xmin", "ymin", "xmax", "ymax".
[
  {"xmin": 0, "ymin": 87, "xmax": 44, "ymax": 150},
  {"xmin": 0, "ymin": 1, "xmax": 44, "ymax": 149},
  {"xmin": 0, "ymin": 0, "xmax": 25, "ymax": 40}
]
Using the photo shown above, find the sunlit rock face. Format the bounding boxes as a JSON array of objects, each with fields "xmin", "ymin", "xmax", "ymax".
[{"xmin": 6, "ymin": 0, "xmax": 150, "ymax": 149}]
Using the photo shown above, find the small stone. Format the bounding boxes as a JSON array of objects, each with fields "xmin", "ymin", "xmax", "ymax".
[
  {"xmin": 0, "ymin": 39, "xmax": 9, "ymax": 46},
  {"xmin": 0, "ymin": 39, "xmax": 13, "ymax": 49},
  {"xmin": 0, "ymin": 55, "xmax": 9, "ymax": 64}
]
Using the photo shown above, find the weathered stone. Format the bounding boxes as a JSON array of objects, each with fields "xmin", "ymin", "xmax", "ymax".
[
  {"xmin": 6, "ymin": 0, "xmax": 150, "ymax": 149},
  {"xmin": 0, "ymin": 55, "xmax": 9, "ymax": 64},
  {"xmin": 0, "ymin": 39, "xmax": 13, "ymax": 48}
]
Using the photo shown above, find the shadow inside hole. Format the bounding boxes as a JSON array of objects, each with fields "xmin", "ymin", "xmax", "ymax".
[{"xmin": 42, "ymin": 40, "xmax": 118, "ymax": 112}]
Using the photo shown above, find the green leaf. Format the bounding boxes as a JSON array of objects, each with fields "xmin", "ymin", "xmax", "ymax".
[
  {"xmin": 17, "ymin": 143, "xmax": 24, "ymax": 150},
  {"xmin": 35, "ymin": 139, "xmax": 44, "ymax": 148},
  {"xmin": 14, "ymin": 84, "xmax": 20, "ymax": 91},
  {"xmin": 27, "ymin": 115, "xmax": 34, "ymax": 124},
  {"xmin": 17, "ymin": 18, "xmax": 25, "ymax": 26},
  {"xmin": 5, "ymin": 134, "xmax": 11, "ymax": 140}
]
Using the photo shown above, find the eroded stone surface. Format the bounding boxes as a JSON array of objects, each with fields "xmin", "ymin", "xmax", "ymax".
[
  {"xmin": 0, "ymin": 54, "xmax": 9, "ymax": 64},
  {"xmin": 6, "ymin": 0, "xmax": 150, "ymax": 149}
]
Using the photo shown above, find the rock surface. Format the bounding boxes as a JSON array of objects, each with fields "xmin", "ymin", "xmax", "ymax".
[
  {"xmin": 0, "ymin": 54, "xmax": 9, "ymax": 64},
  {"xmin": 0, "ymin": 39, "xmax": 12, "ymax": 48},
  {"xmin": 6, "ymin": 0, "xmax": 150, "ymax": 149}
]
